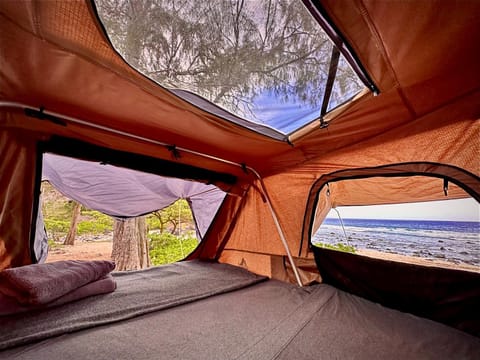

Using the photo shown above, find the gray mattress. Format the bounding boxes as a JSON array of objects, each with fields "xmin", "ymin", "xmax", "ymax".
[{"xmin": 1, "ymin": 261, "xmax": 479, "ymax": 359}]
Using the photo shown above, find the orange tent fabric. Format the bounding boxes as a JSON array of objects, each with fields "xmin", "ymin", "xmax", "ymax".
[{"xmin": 0, "ymin": 0, "xmax": 478, "ymax": 272}]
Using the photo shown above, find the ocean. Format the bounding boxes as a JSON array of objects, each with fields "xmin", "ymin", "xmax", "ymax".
[{"xmin": 312, "ymin": 218, "xmax": 480, "ymax": 266}]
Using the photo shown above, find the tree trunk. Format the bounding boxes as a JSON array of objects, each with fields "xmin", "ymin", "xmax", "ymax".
[
  {"xmin": 111, "ymin": 216, "xmax": 150, "ymax": 271},
  {"xmin": 169, "ymin": 219, "xmax": 177, "ymax": 235},
  {"xmin": 64, "ymin": 201, "xmax": 81, "ymax": 245},
  {"xmin": 136, "ymin": 217, "xmax": 150, "ymax": 268}
]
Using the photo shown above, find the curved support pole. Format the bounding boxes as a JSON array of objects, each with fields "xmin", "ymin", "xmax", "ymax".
[
  {"xmin": 1, "ymin": 101, "xmax": 304, "ymax": 287},
  {"xmin": 0, "ymin": 101, "xmax": 243, "ymax": 168},
  {"xmin": 332, "ymin": 207, "xmax": 349, "ymax": 246},
  {"xmin": 249, "ymin": 169, "xmax": 304, "ymax": 287}
]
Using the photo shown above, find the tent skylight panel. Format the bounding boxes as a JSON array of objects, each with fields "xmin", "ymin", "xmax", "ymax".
[{"xmin": 95, "ymin": 0, "xmax": 366, "ymax": 136}]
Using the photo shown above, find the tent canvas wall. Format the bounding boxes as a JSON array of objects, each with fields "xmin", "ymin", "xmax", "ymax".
[{"xmin": 1, "ymin": 0, "xmax": 479, "ymax": 351}]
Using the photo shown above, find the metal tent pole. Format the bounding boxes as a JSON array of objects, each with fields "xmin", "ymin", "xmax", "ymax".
[
  {"xmin": 1, "ymin": 101, "xmax": 304, "ymax": 286},
  {"xmin": 249, "ymin": 169, "xmax": 304, "ymax": 287}
]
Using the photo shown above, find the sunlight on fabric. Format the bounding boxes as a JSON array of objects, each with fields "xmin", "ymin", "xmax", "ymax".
[{"xmin": 94, "ymin": 0, "xmax": 365, "ymax": 135}]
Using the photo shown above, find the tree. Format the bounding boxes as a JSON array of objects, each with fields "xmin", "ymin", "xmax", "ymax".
[
  {"xmin": 64, "ymin": 201, "xmax": 82, "ymax": 245},
  {"xmin": 151, "ymin": 199, "xmax": 193, "ymax": 234},
  {"xmin": 95, "ymin": 0, "xmax": 363, "ymax": 123},
  {"xmin": 111, "ymin": 216, "xmax": 150, "ymax": 271}
]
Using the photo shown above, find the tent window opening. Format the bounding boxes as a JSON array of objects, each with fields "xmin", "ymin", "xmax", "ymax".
[
  {"xmin": 93, "ymin": 0, "xmax": 366, "ymax": 137},
  {"xmin": 36, "ymin": 153, "xmax": 226, "ymax": 271},
  {"xmin": 310, "ymin": 176, "xmax": 480, "ymax": 273}
]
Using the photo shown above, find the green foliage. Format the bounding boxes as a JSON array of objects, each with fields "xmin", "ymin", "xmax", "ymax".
[
  {"xmin": 41, "ymin": 182, "xmax": 198, "ymax": 265},
  {"xmin": 147, "ymin": 200, "xmax": 197, "ymax": 265},
  {"xmin": 42, "ymin": 201, "xmax": 71, "ymax": 220},
  {"xmin": 43, "ymin": 219, "xmax": 70, "ymax": 241},
  {"xmin": 43, "ymin": 201, "xmax": 113, "ymax": 238},
  {"xmin": 315, "ymin": 242, "xmax": 356, "ymax": 254},
  {"xmin": 149, "ymin": 200, "xmax": 193, "ymax": 234},
  {"xmin": 47, "ymin": 239, "xmax": 62, "ymax": 249},
  {"xmin": 146, "ymin": 215, "xmax": 161, "ymax": 230},
  {"xmin": 42, "ymin": 183, "xmax": 114, "ymax": 240},
  {"xmin": 81, "ymin": 210, "xmax": 113, "ymax": 224},
  {"xmin": 77, "ymin": 221, "xmax": 111, "ymax": 235},
  {"xmin": 149, "ymin": 232, "xmax": 198, "ymax": 265},
  {"xmin": 78, "ymin": 210, "xmax": 113, "ymax": 235},
  {"xmin": 44, "ymin": 219, "xmax": 70, "ymax": 233}
]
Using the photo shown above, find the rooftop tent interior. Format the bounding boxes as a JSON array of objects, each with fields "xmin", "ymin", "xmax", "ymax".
[{"xmin": 1, "ymin": 0, "xmax": 480, "ymax": 358}]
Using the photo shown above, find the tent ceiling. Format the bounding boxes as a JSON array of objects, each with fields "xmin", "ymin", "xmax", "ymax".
[
  {"xmin": 1, "ymin": 1, "xmax": 478, "ymax": 177},
  {"xmin": 94, "ymin": 0, "xmax": 366, "ymax": 136}
]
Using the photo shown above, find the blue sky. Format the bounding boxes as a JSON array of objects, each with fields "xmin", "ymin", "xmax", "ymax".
[
  {"xmin": 327, "ymin": 198, "xmax": 480, "ymax": 222},
  {"xmin": 250, "ymin": 90, "xmax": 319, "ymax": 133}
]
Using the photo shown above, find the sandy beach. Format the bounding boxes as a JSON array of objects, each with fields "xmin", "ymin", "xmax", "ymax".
[
  {"xmin": 46, "ymin": 241, "xmax": 113, "ymax": 263},
  {"xmin": 356, "ymin": 248, "xmax": 480, "ymax": 273}
]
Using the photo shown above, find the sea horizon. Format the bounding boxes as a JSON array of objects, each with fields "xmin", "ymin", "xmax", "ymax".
[{"xmin": 313, "ymin": 218, "xmax": 480, "ymax": 266}]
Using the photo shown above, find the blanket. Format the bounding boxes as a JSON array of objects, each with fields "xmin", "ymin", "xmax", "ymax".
[
  {"xmin": 0, "ymin": 260, "xmax": 266, "ymax": 350},
  {"xmin": 0, "ymin": 260, "xmax": 115, "ymax": 305}
]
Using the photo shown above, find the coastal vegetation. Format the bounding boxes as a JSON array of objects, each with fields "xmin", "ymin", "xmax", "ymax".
[
  {"xmin": 41, "ymin": 183, "xmax": 198, "ymax": 267},
  {"xmin": 314, "ymin": 242, "xmax": 356, "ymax": 254}
]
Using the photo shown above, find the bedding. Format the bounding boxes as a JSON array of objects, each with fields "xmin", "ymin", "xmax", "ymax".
[
  {"xmin": 0, "ymin": 260, "xmax": 266, "ymax": 350},
  {"xmin": 0, "ymin": 274, "xmax": 116, "ymax": 316},
  {"xmin": 0, "ymin": 260, "xmax": 115, "ymax": 305},
  {"xmin": 0, "ymin": 261, "xmax": 478, "ymax": 359}
]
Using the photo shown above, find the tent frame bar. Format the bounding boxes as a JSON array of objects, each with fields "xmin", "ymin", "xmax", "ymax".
[
  {"xmin": 0, "ymin": 101, "xmax": 304, "ymax": 287},
  {"xmin": 249, "ymin": 169, "xmax": 304, "ymax": 287}
]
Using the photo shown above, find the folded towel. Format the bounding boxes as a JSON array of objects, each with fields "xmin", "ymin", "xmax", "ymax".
[
  {"xmin": 0, "ymin": 260, "xmax": 115, "ymax": 305},
  {"xmin": 0, "ymin": 274, "xmax": 117, "ymax": 316},
  {"xmin": 48, "ymin": 274, "xmax": 117, "ymax": 307}
]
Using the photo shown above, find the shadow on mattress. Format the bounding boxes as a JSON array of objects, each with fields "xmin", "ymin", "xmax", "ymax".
[
  {"xmin": 0, "ymin": 260, "xmax": 267, "ymax": 350},
  {"xmin": 2, "ymin": 274, "xmax": 479, "ymax": 360}
]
